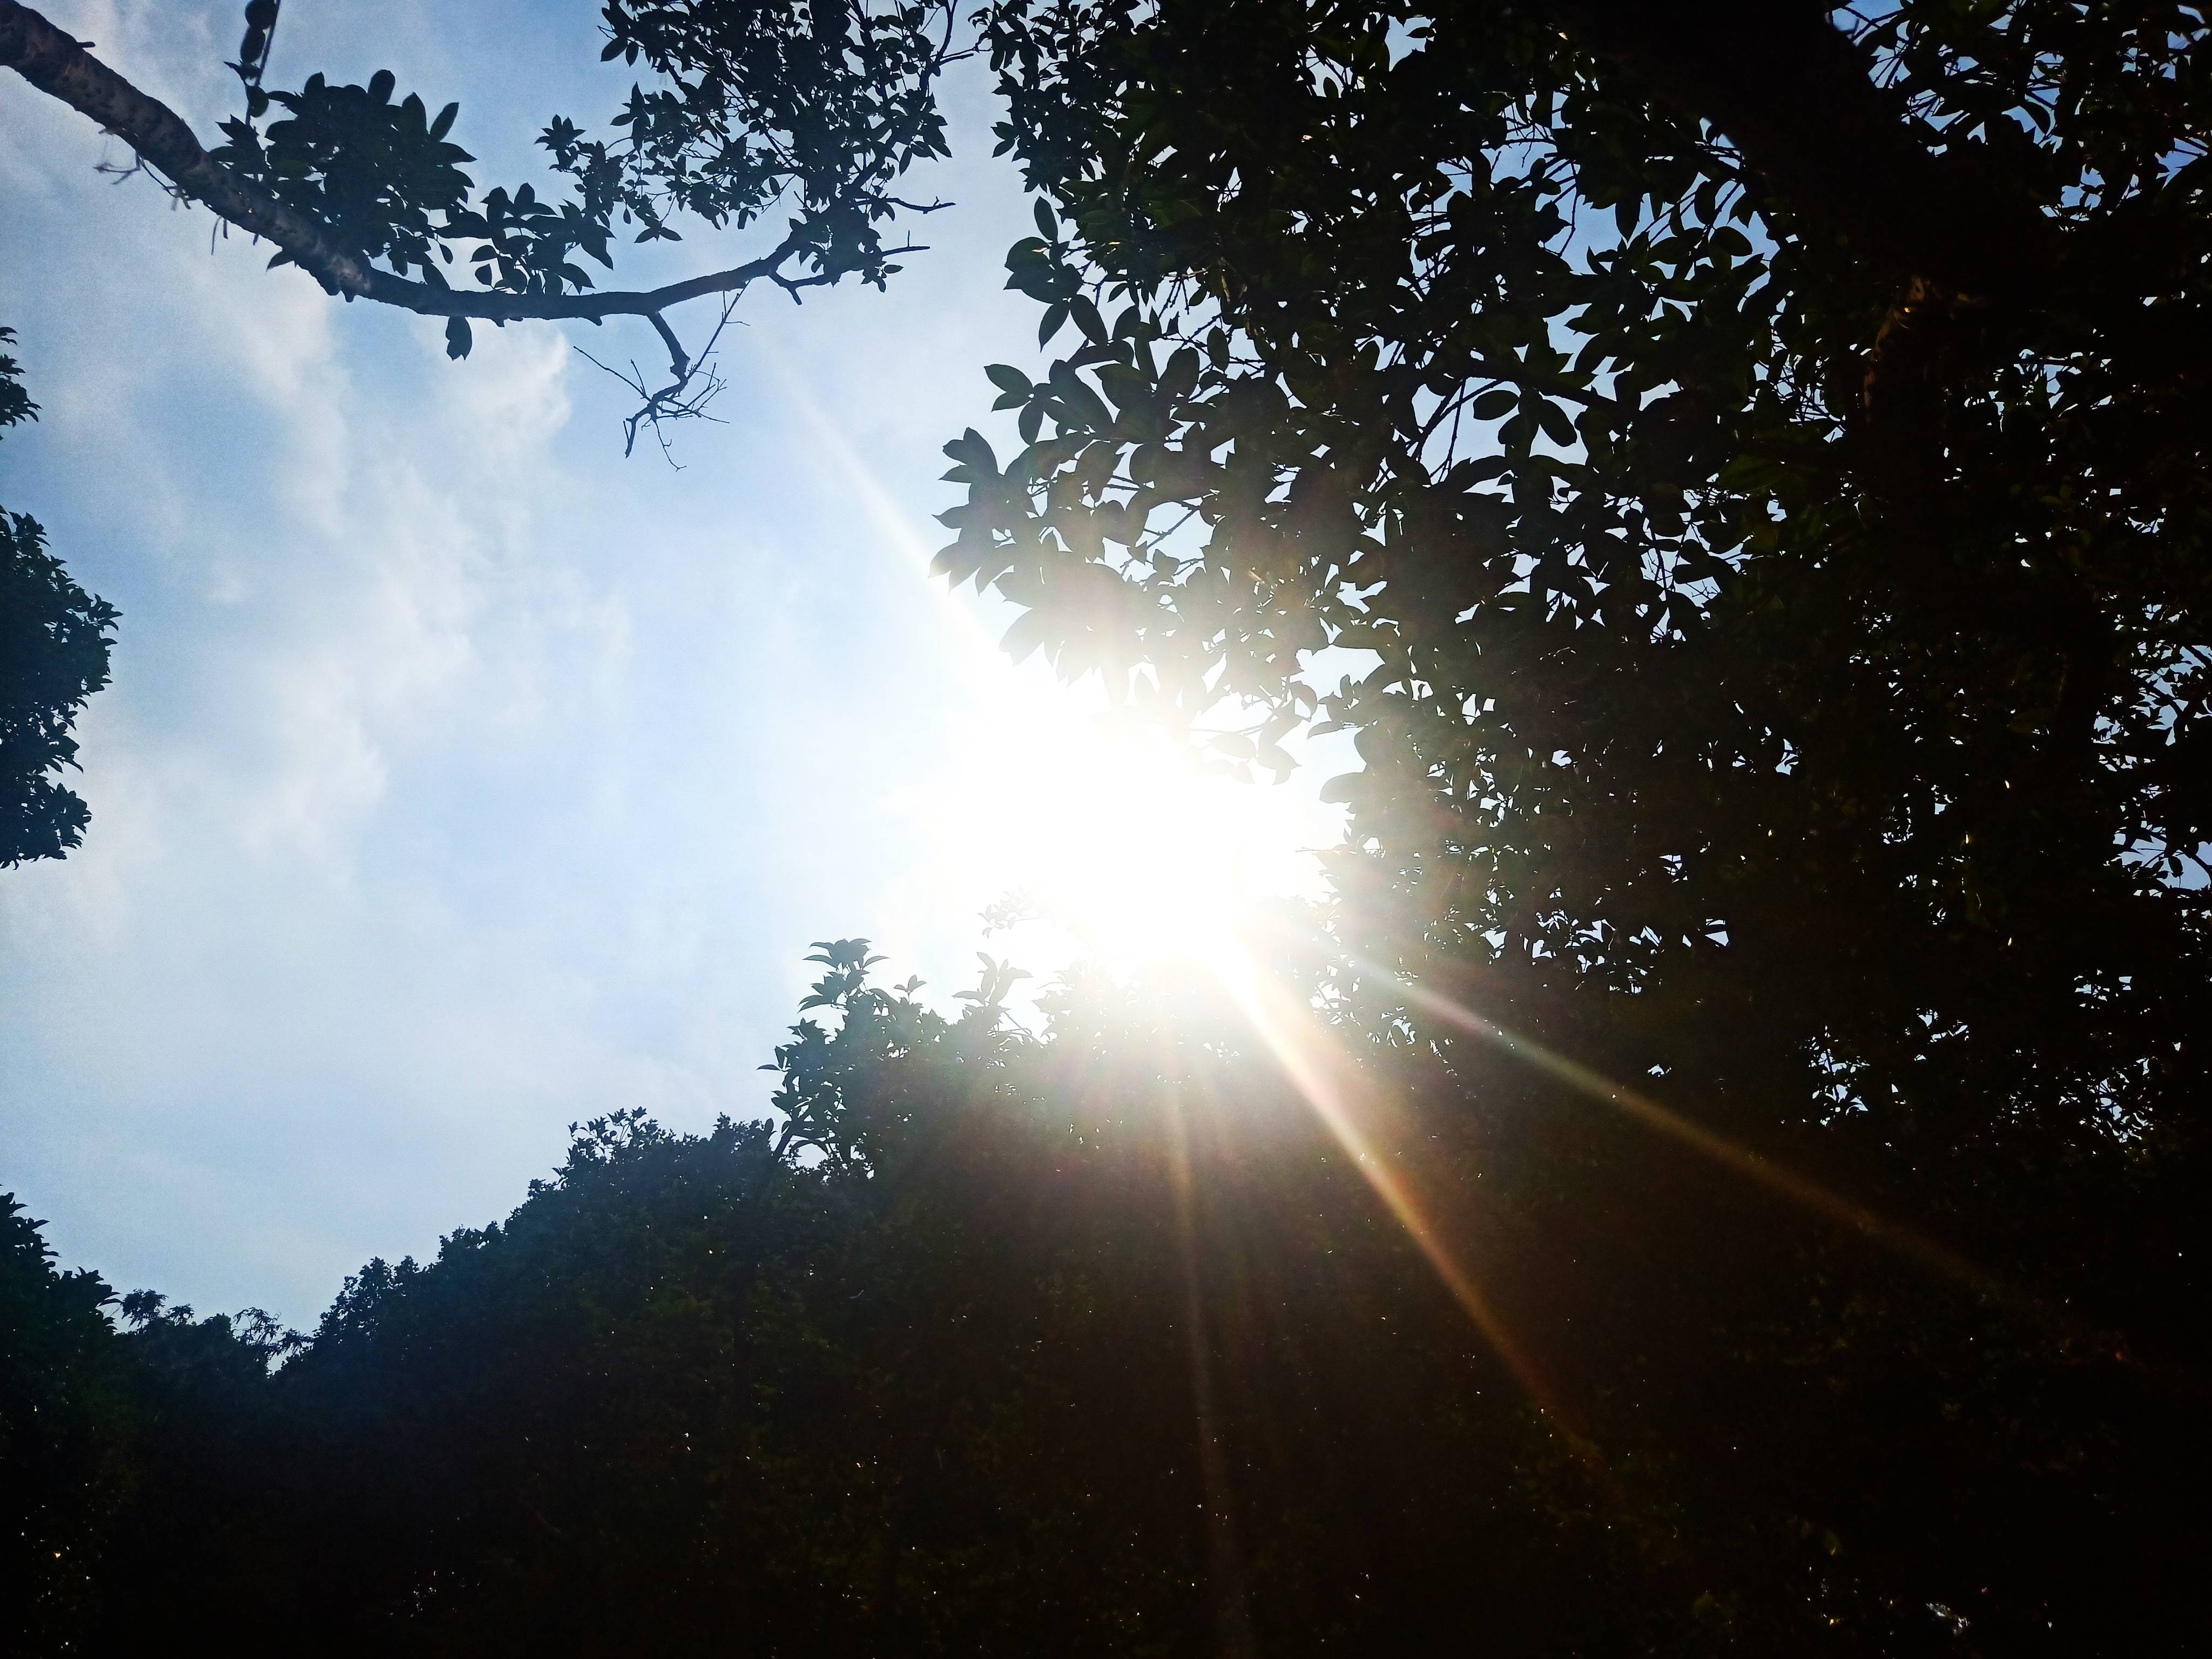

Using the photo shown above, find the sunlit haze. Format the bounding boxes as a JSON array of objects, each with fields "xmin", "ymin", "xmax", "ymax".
[
  {"xmin": 0, "ymin": 0, "xmax": 1345, "ymax": 1323},
  {"xmin": 773, "ymin": 341, "xmax": 1339, "ymax": 980}
]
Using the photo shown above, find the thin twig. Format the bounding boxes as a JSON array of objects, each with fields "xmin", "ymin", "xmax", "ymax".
[{"xmin": 576, "ymin": 292, "xmax": 744, "ymax": 462}]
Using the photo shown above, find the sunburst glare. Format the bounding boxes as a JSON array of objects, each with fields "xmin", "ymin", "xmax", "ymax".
[
  {"xmin": 972, "ymin": 719, "xmax": 1332, "ymax": 974},
  {"xmin": 765, "ymin": 342, "xmax": 1340, "ymax": 981}
]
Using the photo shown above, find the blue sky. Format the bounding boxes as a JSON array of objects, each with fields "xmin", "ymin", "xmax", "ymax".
[{"xmin": 1, "ymin": 0, "xmax": 1341, "ymax": 1324}]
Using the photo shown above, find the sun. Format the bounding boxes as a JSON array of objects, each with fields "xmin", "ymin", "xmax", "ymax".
[
  {"xmin": 888, "ymin": 664, "xmax": 1344, "ymax": 992},
  {"xmin": 973, "ymin": 716, "xmax": 1334, "ymax": 976},
  {"xmin": 762, "ymin": 363, "xmax": 1341, "ymax": 982}
]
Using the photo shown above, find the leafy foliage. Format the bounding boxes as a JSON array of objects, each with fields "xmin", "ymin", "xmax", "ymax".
[
  {"xmin": 4, "ymin": 950, "xmax": 2202, "ymax": 1653},
  {"xmin": 0, "ymin": 1195, "xmax": 133, "ymax": 1648},
  {"xmin": 0, "ymin": 328, "xmax": 119, "ymax": 867},
  {"xmin": 5, "ymin": 5, "xmax": 2210, "ymax": 1652},
  {"xmin": 0, "ymin": 325, "xmax": 35, "ymax": 431},
  {"xmin": 207, "ymin": 0, "xmax": 957, "ymax": 340},
  {"xmin": 214, "ymin": 72, "xmax": 484, "ymax": 283},
  {"xmin": 938, "ymin": 0, "xmax": 2212, "ymax": 1175},
  {"xmin": 582, "ymin": 0, "xmax": 956, "ymax": 263}
]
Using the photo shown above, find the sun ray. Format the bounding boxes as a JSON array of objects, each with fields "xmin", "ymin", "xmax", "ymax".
[
  {"xmin": 1161, "ymin": 1083, "xmax": 1257, "ymax": 1658},
  {"xmin": 1210, "ymin": 941, "xmax": 1599, "ymax": 1461},
  {"xmin": 1364, "ymin": 961, "xmax": 2014, "ymax": 1304},
  {"xmin": 755, "ymin": 339, "xmax": 1333, "ymax": 978},
  {"xmin": 757, "ymin": 341, "xmax": 1615, "ymax": 1449}
]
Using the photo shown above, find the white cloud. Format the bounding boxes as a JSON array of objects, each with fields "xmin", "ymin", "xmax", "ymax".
[{"xmin": 1, "ymin": 3, "xmax": 1338, "ymax": 1326}]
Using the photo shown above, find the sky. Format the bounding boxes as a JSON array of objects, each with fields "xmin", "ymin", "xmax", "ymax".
[{"xmin": 0, "ymin": 0, "xmax": 1344, "ymax": 1325}]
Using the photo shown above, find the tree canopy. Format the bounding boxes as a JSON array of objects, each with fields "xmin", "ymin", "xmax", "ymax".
[
  {"xmin": 7, "ymin": 946, "xmax": 2202, "ymax": 1653},
  {"xmin": 0, "ymin": 327, "xmax": 118, "ymax": 866},
  {"xmin": 3, "ymin": 2, "xmax": 2208, "ymax": 1652},
  {"xmin": 3, "ymin": 0, "xmax": 962, "ymax": 447},
  {"xmin": 8, "ymin": 1, "xmax": 2203, "ymax": 1138},
  {"xmin": 940, "ymin": 0, "xmax": 2211, "ymax": 1171}
]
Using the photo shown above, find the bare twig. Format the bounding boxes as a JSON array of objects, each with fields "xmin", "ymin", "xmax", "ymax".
[{"xmin": 576, "ymin": 293, "xmax": 744, "ymax": 463}]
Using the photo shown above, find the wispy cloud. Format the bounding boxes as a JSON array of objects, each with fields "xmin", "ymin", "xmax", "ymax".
[{"xmin": 0, "ymin": 2, "xmax": 1336, "ymax": 1325}]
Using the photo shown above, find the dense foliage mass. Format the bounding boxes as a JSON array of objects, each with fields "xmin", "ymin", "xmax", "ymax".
[
  {"xmin": 4, "ymin": 948, "xmax": 2204, "ymax": 1655},
  {"xmin": 0, "ymin": 328, "xmax": 118, "ymax": 866},
  {"xmin": 932, "ymin": 11, "xmax": 2212, "ymax": 1594},
  {"xmin": 941, "ymin": 0, "xmax": 2212, "ymax": 1166}
]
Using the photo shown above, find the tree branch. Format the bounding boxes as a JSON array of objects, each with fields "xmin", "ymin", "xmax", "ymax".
[
  {"xmin": 648, "ymin": 312, "xmax": 690, "ymax": 383},
  {"xmin": 0, "ymin": 0, "xmax": 814, "ymax": 325},
  {"xmin": 578, "ymin": 295, "xmax": 744, "ymax": 464}
]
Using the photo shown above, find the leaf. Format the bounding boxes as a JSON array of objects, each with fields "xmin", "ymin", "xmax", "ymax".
[
  {"xmin": 1039, "ymin": 302, "xmax": 1070, "ymax": 346},
  {"xmin": 1159, "ymin": 346, "xmax": 1202, "ymax": 404},
  {"xmin": 1716, "ymin": 454, "xmax": 1783, "ymax": 493},
  {"xmin": 1034, "ymin": 198, "xmax": 1058, "ymax": 240},
  {"xmin": 1048, "ymin": 363, "xmax": 1113, "ymax": 432},
  {"xmin": 1000, "ymin": 606, "xmax": 1052, "ymax": 664},
  {"xmin": 1095, "ymin": 362, "xmax": 1149, "ymax": 409},
  {"xmin": 941, "ymin": 428, "xmax": 999, "ymax": 478},
  {"xmin": 444, "ymin": 315, "xmax": 473, "ymax": 360}
]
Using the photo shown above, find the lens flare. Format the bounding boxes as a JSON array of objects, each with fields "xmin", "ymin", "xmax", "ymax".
[
  {"xmin": 1211, "ymin": 941, "xmax": 1598, "ymax": 1459},
  {"xmin": 758, "ymin": 340, "xmax": 1332, "ymax": 978},
  {"xmin": 1161, "ymin": 1086, "xmax": 1257, "ymax": 1657},
  {"xmin": 749, "ymin": 347, "xmax": 2038, "ymax": 1438},
  {"xmin": 990, "ymin": 724, "xmax": 1326, "ymax": 973},
  {"xmin": 1367, "ymin": 962, "xmax": 2009, "ymax": 1302}
]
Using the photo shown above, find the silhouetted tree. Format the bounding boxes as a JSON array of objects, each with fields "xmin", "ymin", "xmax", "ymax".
[
  {"xmin": 940, "ymin": 0, "xmax": 2210, "ymax": 1165},
  {"xmin": 11, "ymin": 945, "xmax": 2206, "ymax": 1653},
  {"xmin": 23, "ymin": 0, "xmax": 2173, "ymax": 1185},
  {"xmin": 1, "ymin": 1191, "xmax": 299, "ymax": 1653},
  {"xmin": 0, "ymin": 328, "xmax": 118, "ymax": 866},
  {"xmin": 926, "ymin": 12, "xmax": 2212, "ymax": 1636},
  {"xmin": 0, "ymin": 1194, "xmax": 134, "ymax": 1646}
]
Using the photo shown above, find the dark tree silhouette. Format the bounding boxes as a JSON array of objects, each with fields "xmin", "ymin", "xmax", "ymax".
[
  {"xmin": 0, "ymin": 328, "xmax": 118, "ymax": 866},
  {"xmin": 5, "ymin": 946, "xmax": 2206, "ymax": 1653},
  {"xmin": 926, "ymin": 24, "xmax": 2212, "ymax": 1641},
  {"xmin": 0, "ymin": 1194, "xmax": 134, "ymax": 1646},
  {"xmin": 938, "ymin": 0, "xmax": 2210, "ymax": 1296}
]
